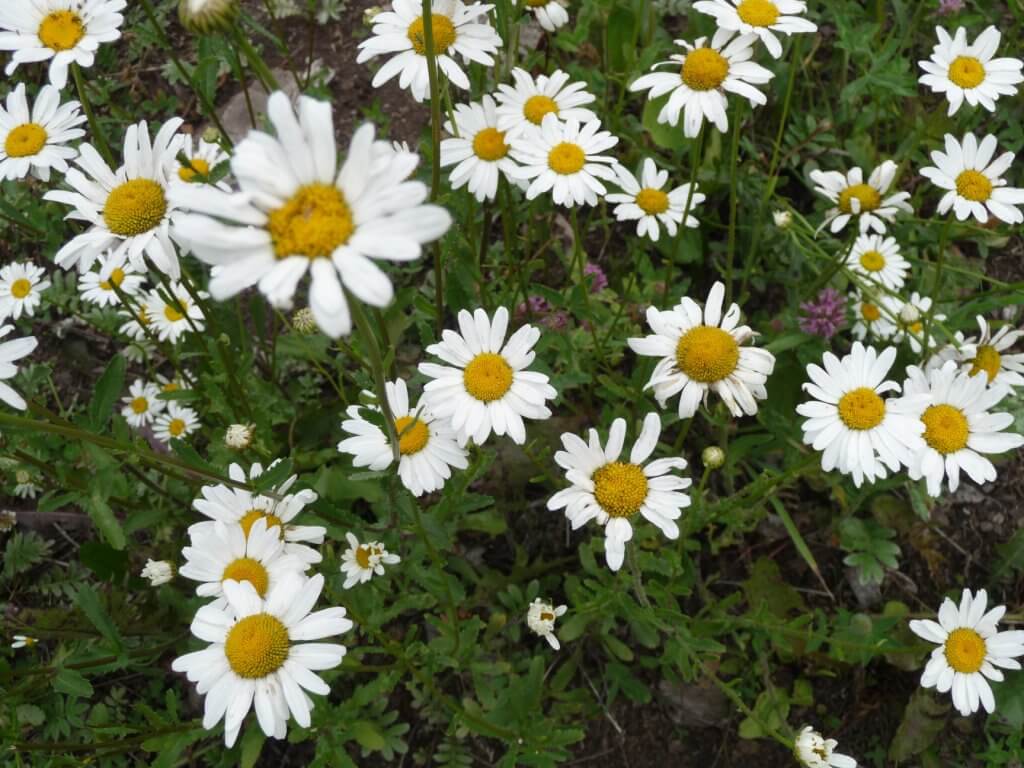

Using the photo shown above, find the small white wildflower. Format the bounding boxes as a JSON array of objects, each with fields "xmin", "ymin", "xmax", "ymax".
[
  {"xmin": 527, "ymin": 598, "xmax": 566, "ymax": 650},
  {"xmin": 140, "ymin": 559, "xmax": 175, "ymax": 586}
]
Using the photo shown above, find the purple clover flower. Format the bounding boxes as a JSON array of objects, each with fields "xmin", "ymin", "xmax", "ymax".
[{"xmin": 799, "ymin": 287, "xmax": 846, "ymax": 340}]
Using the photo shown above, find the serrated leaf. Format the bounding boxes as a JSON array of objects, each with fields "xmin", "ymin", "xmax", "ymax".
[
  {"xmin": 251, "ymin": 459, "xmax": 294, "ymax": 492},
  {"xmin": 53, "ymin": 668, "xmax": 93, "ymax": 698},
  {"xmin": 86, "ymin": 493, "xmax": 126, "ymax": 550},
  {"xmin": 75, "ymin": 584, "xmax": 122, "ymax": 651}
]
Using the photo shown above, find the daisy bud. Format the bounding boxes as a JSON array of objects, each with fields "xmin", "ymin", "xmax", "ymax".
[
  {"xmin": 178, "ymin": 0, "xmax": 238, "ymax": 34},
  {"xmin": 773, "ymin": 210, "xmax": 793, "ymax": 229},
  {"xmin": 201, "ymin": 126, "xmax": 222, "ymax": 145},
  {"xmin": 702, "ymin": 446, "xmax": 725, "ymax": 470},
  {"xmin": 292, "ymin": 307, "xmax": 318, "ymax": 334},
  {"xmin": 141, "ymin": 559, "xmax": 176, "ymax": 586},
  {"xmin": 899, "ymin": 303, "xmax": 921, "ymax": 325},
  {"xmin": 0, "ymin": 509, "xmax": 17, "ymax": 532},
  {"xmin": 224, "ymin": 423, "xmax": 254, "ymax": 450}
]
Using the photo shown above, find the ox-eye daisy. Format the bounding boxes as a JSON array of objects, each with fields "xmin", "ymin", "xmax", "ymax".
[
  {"xmin": 548, "ymin": 414, "xmax": 691, "ymax": 571},
  {"xmin": 0, "ymin": 325, "xmax": 38, "ymax": 411},
  {"xmin": 0, "ymin": 262, "xmax": 49, "ymax": 321},
  {"xmin": 796, "ymin": 343, "xmax": 925, "ymax": 487},
  {"xmin": 919, "ymin": 26, "xmax": 1023, "ymax": 117},
  {"xmin": 810, "ymin": 160, "xmax": 913, "ymax": 234},
  {"xmin": 171, "ymin": 574, "xmax": 352, "ymax": 747},
  {"xmin": 920, "ymin": 133, "xmax": 1024, "ymax": 225},
  {"xmin": 629, "ymin": 29, "xmax": 773, "ymax": 138},
  {"xmin": 419, "ymin": 306, "xmax": 557, "ymax": 446},
  {"xmin": 440, "ymin": 95, "xmax": 518, "ymax": 202},
  {"xmin": 0, "ymin": 83, "xmax": 85, "ymax": 182},
  {"xmin": 355, "ymin": 0, "xmax": 502, "ymax": 102},
  {"xmin": 78, "ymin": 252, "xmax": 145, "ymax": 307},
  {"xmin": 154, "ymin": 402, "xmax": 201, "ymax": 444},
  {"xmin": 628, "ymin": 281, "xmax": 775, "ymax": 419},
  {"xmin": 0, "ymin": 0, "xmax": 126, "ymax": 89},
  {"xmin": 693, "ymin": 0, "xmax": 817, "ymax": 59},
  {"xmin": 338, "ymin": 378, "xmax": 468, "ymax": 497},
  {"xmin": 606, "ymin": 159, "xmax": 705, "ymax": 242},
  {"xmin": 145, "ymin": 283, "xmax": 206, "ymax": 343},
  {"xmin": 959, "ymin": 315, "xmax": 1024, "ymax": 389},
  {"xmin": 171, "ymin": 133, "xmax": 230, "ymax": 190},
  {"xmin": 525, "ymin": 0, "xmax": 568, "ymax": 32},
  {"xmin": 794, "ymin": 726, "xmax": 857, "ymax": 768},
  {"xmin": 909, "ymin": 588, "xmax": 1024, "ymax": 717},
  {"xmin": 172, "ymin": 93, "xmax": 451, "ymax": 338},
  {"xmin": 893, "ymin": 292, "xmax": 945, "ymax": 354},
  {"xmin": 846, "ymin": 234, "xmax": 909, "ymax": 291},
  {"xmin": 510, "ymin": 115, "xmax": 618, "ymax": 208},
  {"xmin": 850, "ymin": 291, "xmax": 898, "ymax": 342},
  {"xmin": 527, "ymin": 598, "xmax": 566, "ymax": 650},
  {"xmin": 120, "ymin": 378, "xmax": 164, "ymax": 427},
  {"xmin": 339, "ymin": 533, "xmax": 401, "ymax": 589},
  {"xmin": 900, "ymin": 362, "xmax": 1023, "ymax": 498},
  {"xmin": 494, "ymin": 68, "xmax": 597, "ymax": 139}
]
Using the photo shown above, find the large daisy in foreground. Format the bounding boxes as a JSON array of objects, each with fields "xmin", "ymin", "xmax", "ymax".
[{"xmin": 918, "ymin": 26, "xmax": 1023, "ymax": 117}]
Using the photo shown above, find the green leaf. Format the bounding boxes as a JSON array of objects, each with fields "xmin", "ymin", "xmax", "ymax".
[
  {"xmin": 252, "ymin": 459, "xmax": 294, "ymax": 492},
  {"xmin": 888, "ymin": 688, "xmax": 947, "ymax": 763},
  {"xmin": 993, "ymin": 527, "xmax": 1024, "ymax": 582},
  {"xmin": 741, "ymin": 557, "xmax": 805, "ymax": 618},
  {"xmin": 75, "ymin": 584, "xmax": 122, "ymax": 651},
  {"xmin": 738, "ymin": 688, "xmax": 790, "ymax": 740},
  {"xmin": 88, "ymin": 355, "xmax": 126, "ymax": 431},
  {"xmin": 16, "ymin": 704, "xmax": 45, "ymax": 726},
  {"xmin": 240, "ymin": 725, "xmax": 265, "ymax": 768},
  {"xmin": 351, "ymin": 720, "xmax": 388, "ymax": 752},
  {"xmin": 53, "ymin": 668, "xmax": 94, "ymax": 698},
  {"xmin": 605, "ymin": 6, "xmax": 637, "ymax": 71},
  {"xmin": 769, "ymin": 498, "xmax": 829, "ymax": 597},
  {"xmin": 86, "ymin": 493, "xmax": 126, "ymax": 550},
  {"xmin": 642, "ymin": 95, "xmax": 687, "ymax": 152}
]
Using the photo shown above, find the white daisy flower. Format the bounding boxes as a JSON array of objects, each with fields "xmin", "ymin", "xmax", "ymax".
[
  {"xmin": 809, "ymin": 160, "xmax": 913, "ymax": 235},
  {"xmin": 773, "ymin": 209, "xmax": 792, "ymax": 228},
  {"xmin": 524, "ymin": 0, "xmax": 568, "ymax": 32},
  {"xmin": 0, "ymin": 509, "xmax": 18, "ymax": 531},
  {"xmin": 909, "ymin": 588, "xmax": 1024, "ymax": 717},
  {"xmin": 78, "ymin": 251, "xmax": 145, "ymax": 307},
  {"xmin": 153, "ymin": 402, "xmax": 201, "ymax": 444},
  {"xmin": 117, "ymin": 305, "xmax": 153, "ymax": 342},
  {"xmin": 171, "ymin": 133, "xmax": 230, "ymax": 190},
  {"xmin": 0, "ymin": 0, "xmax": 126, "ymax": 89},
  {"xmin": 419, "ymin": 306, "xmax": 557, "ymax": 446},
  {"xmin": 171, "ymin": 573, "xmax": 352, "ymax": 747},
  {"xmin": 0, "ymin": 262, "xmax": 49, "ymax": 321},
  {"xmin": 846, "ymin": 234, "xmax": 909, "ymax": 291},
  {"xmin": 893, "ymin": 292, "xmax": 945, "ymax": 354},
  {"xmin": 796, "ymin": 343, "xmax": 926, "ymax": 487},
  {"xmin": 13, "ymin": 469, "xmax": 40, "ymax": 499},
  {"xmin": 337, "ymin": 378, "xmax": 469, "ymax": 497},
  {"xmin": 440, "ymin": 94, "xmax": 519, "ymax": 202},
  {"xmin": 145, "ymin": 282, "xmax": 206, "ymax": 343},
  {"xmin": 171, "ymin": 92, "xmax": 451, "ymax": 338},
  {"xmin": 141, "ymin": 558, "xmax": 175, "ymax": 586},
  {"xmin": 547, "ymin": 413, "xmax": 691, "ymax": 571},
  {"xmin": 850, "ymin": 291, "xmax": 898, "ymax": 341},
  {"xmin": 692, "ymin": 0, "xmax": 816, "ymax": 59},
  {"xmin": 44, "ymin": 118, "xmax": 186, "ymax": 278},
  {"xmin": 509, "ymin": 114, "xmax": 619, "ymax": 207},
  {"xmin": 11, "ymin": 634, "xmax": 37, "ymax": 649},
  {"xmin": 190, "ymin": 461, "xmax": 325, "ymax": 566},
  {"xmin": 339, "ymin": 532, "xmax": 401, "ymax": 589},
  {"xmin": 629, "ymin": 29, "xmax": 773, "ymax": 138},
  {"xmin": 355, "ymin": 0, "xmax": 503, "ymax": 102},
  {"xmin": 494, "ymin": 67, "xmax": 597, "ymax": 140},
  {"xmin": 526, "ymin": 598, "xmax": 566, "ymax": 650},
  {"xmin": 794, "ymin": 726, "xmax": 857, "ymax": 768},
  {"xmin": 120, "ymin": 378, "xmax": 165, "ymax": 427},
  {"xmin": 900, "ymin": 362, "xmax": 1023, "ymax": 498},
  {"xmin": 959, "ymin": 315, "xmax": 1024, "ymax": 389},
  {"xmin": 0, "ymin": 83, "xmax": 86, "ymax": 182},
  {"xmin": 920, "ymin": 132, "xmax": 1024, "ymax": 225},
  {"xmin": 606, "ymin": 158, "xmax": 705, "ymax": 242},
  {"xmin": 0, "ymin": 325, "xmax": 38, "ymax": 411},
  {"xmin": 628, "ymin": 281, "xmax": 776, "ymax": 419},
  {"xmin": 225, "ymin": 423, "xmax": 255, "ymax": 449},
  {"xmin": 918, "ymin": 26, "xmax": 1024, "ymax": 117}
]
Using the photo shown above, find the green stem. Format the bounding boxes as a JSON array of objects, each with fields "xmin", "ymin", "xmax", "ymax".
[
  {"xmin": 72, "ymin": 63, "xmax": 113, "ymax": 166},
  {"xmin": 409, "ymin": 496, "xmax": 462, "ymax": 657},
  {"xmin": 231, "ymin": 24, "xmax": 280, "ymax": 92},
  {"xmin": 921, "ymin": 215, "xmax": 953, "ymax": 363},
  {"xmin": 348, "ymin": 292, "xmax": 400, "ymax": 461},
  {"xmin": 665, "ymin": 126, "xmax": 703, "ymax": 304},
  {"xmin": 725, "ymin": 101, "xmax": 743, "ymax": 305},
  {"xmin": 420, "ymin": 0, "xmax": 446, "ymax": 337}
]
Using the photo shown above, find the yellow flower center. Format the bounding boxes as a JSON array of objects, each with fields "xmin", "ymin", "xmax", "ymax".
[
  {"xmin": 860, "ymin": 302, "xmax": 881, "ymax": 322},
  {"xmin": 267, "ymin": 183, "xmax": 354, "ymax": 260},
  {"xmin": 955, "ymin": 170, "xmax": 992, "ymax": 203},
  {"xmin": 837, "ymin": 387, "xmax": 885, "ymax": 430},
  {"xmin": 4, "ymin": 124, "xmax": 48, "ymax": 158},
  {"xmin": 164, "ymin": 301, "xmax": 186, "ymax": 322},
  {"xmin": 239, "ymin": 509, "xmax": 284, "ymax": 538},
  {"xmin": 636, "ymin": 188, "xmax": 670, "ymax": 215},
  {"xmin": 921, "ymin": 404, "xmax": 969, "ymax": 455},
  {"xmin": 100, "ymin": 268, "xmax": 126, "ymax": 291},
  {"xmin": 178, "ymin": 157, "xmax": 211, "ymax": 182},
  {"xmin": 394, "ymin": 415, "xmax": 430, "ymax": 455},
  {"xmin": 38, "ymin": 10, "xmax": 85, "ymax": 52},
  {"xmin": 162, "ymin": 381, "xmax": 179, "ymax": 393},
  {"xmin": 907, "ymin": 321, "xmax": 924, "ymax": 335},
  {"xmin": 944, "ymin": 627, "xmax": 986, "ymax": 674},
  {"xmin": 526, "ymin": 0, "xmax": 549, "ymax": 6},
  {"xmin": 103, "ymin": 179, "xmax": 168, "ymax": 237},
  {"xmin": 168, "ymin": 418, "xmax": 187, "ymax": 437},
  {"xmin": 593, "ymin": 462, "xmax": 649, "ymax": 518},
  {"xmin": 547, "ymin": 141, "xmax": 586, "ymax": 175},
  {"xmin": 859, "ymin": 250, "xmax": 885, "ymax": 272},
  {"xmin": 540, "ymin": 610, "xmax": 555, "ymax": 621},
  {"xmin": 736, "ymin": 0, "xmax": 780, "ymax": 26},
  {"xmin": 948, "ymin": 56, "xmax": 986, "ymax": 89},
  {"xmin": 675, "ymin": 326, "xmax": 740, "ymax": 383},
  {"xmin": 523, "ymin": 94, "xmax": 559, "ymax": 125},
  {"xmin": 130, "ymin": 396, "xmax": 149, "ymax": 414},
  {"xmin": 968, "ymin": 344, "xmax": 1001, "ymax": 383},
  {"xmin": 224, "ymin": 613, "xmax": 290, "ymax": 679},
  {"xmin": 9, "ymin": 278, "xmax": 32, "ymax": 299},
  {"xmin": 463, "ymin": 353, "xmax": 514, "ymax": 402},
  {"xmin": 407, "ymin": 13, "xmax": 457, "ymax": 55},
  {"xmin": 472, "ymin": 127, "xmax": 509, "ymax": 161},
  {"xmin": 355, "ymin": 545, "xmax": 374, "ymax": 569},
  {"xmin": 838, "ymin": 183, "xmax": 881, "ymax": 214},
  {"xmin": 681, "ymin": 47, "xmax": 730, "ymax": 91},
  {"xmin": 222, "ymin": 556, "xmax": 270, "ymax": 596}
]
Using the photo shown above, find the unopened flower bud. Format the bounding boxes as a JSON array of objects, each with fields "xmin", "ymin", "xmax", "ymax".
[
  {"xmin": 773, "ymin": 210, "xmax": 792, "ymax": 229},
  {"xmin": 201, "ymin": 125, "xmax": 222, "ymax": 145},
  {"xmin": 141, "ymin": 559, "xmax": 175, "ymax": 586},
  {"xmin": 292, "ymin": 307, "xmax": 318, "ymax": 334},
  {"xmin": 179, "ymin": 0, "xmax": 238, "ymax": 33},
  {"xmin": 224, "ymin": 423, "xmax": 254, "ymax": 450},
  {"xmin": 702, "ymin": 445, "xmax": 725, "ymax": 470}
]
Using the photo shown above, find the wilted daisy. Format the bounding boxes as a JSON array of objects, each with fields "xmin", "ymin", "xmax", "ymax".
[
  {"xmin": 900, "ymin": 362, "xmax": 1023, "ymax": 497},
  {"xmin": 850, "ymin": 292, "xmax": 898, "ymax": 341},
  {"xmin": 628, "ymin": 281, "xmax": 776, "ymax": 419},
  {"xmin": 920, "ymin": 133, "xmax": 1024, "ymax": 225},
  {"xmin": 606, "ymin": 159, "xmax": 705, "ymax": 242},
  {"xmin": 0, "ymin": 325, "xmax": 37, "ymax": 411},
  {"xmin": 78, "ymin": 252, "xmax": 145, "ymax": 307},
  {"xmin": 171, "ymin": 574, "xmax": 352, "ymax": 747},
  {"xmin": 959, "ymin": 315, "xmax": 1024, "ymax": 388},
  {"xmin": 773, "ymin": 209, "xmax": 793, "ymax": 228},
  {"xmin": 153, "ymin": 402, "xmax": 201, "ymax": 444},
  {"xmin": 145, "ymin": 283, "xmax": 206, "ymax": 343},
  {"xmin": 0, "ymin": 262, "xmax": 49, "ymax": 321},
  {"xmin": 355, "ymin": 0, "xmax": 503, "ymax": 102},
  {"xmin": 339, "ymin": 532, "xmax": 401, "ymax": 589},
  {"xmin": 440, "ymin": 95, "xmax": 518, "ymax": 202},
  {"xmin": 629, "ymin": 29, "xmax": 773, "ymax": 138},
  {"xmin": 172, "ymin": 133, "xmax": 230, "ymax": 190},
  {"xmin": 548, "ymin": 413, "xmax": 691, "ymax": 571},
  {"xmin": 44, "ymin": 118, "xmax": 185, "ymax": 277},
  {"xmin": 419, "ymin": 306, "xmax": 557, "ymax": 446},
  {"xmin": 172, "ymin": 93, "xmax": 451, "ymax": 338},
  {"xmin": 846, "ymin": 234, "xmax": 909, "ymax": 290},
  {"xmin": 494, "ymin": 68, "xmax": 597, "ymax": 139},
  {"xmin": 11, "ymin": 635, "xmax": 37, "ymax": 649},
  {"xmin": 810, "ymin": 160, "xmax": 913, "ymax": 234},
  {"xmin": 0, "ymin": 509, "xmax": 17, "ymax": 531},
  {"xmin": 525, "ymin": 0, "xmax": 568, "ymax": 32},
  {"xmin": 893, "ymin": 292, "xmax": 945, "ymax": 354},
  {"xmin": 120, "ymin": 378, "xmax": 165, "ymax": 427},
  {"xmin": 794, "ymin": 726, "xmax": 857, "ymax": 768},
  {"xmin": 0, "ymin": 0, "xmax": 126, "ymax": 88},
  {"xmin": 919, "ymin": 26, "xmax": 1023, "ymax": 117},
  {"xmin": 796, "ymin": 343, "xmax": 925, "ymax": 487},
  {"xmin": 909, "ymin": 588, "xmax": 1024, "ymax": 717},
  {"xmin": 509, "ymin": 115, "xmax": 618, "ymax": 207},
  {"xmin": 13, "ymin": 469, "xmax": 40, "ymax": 499},
  {"xmin": 526, "ymin": 598, "xmax": 566, "ymax": 650},
  {"xmin": 338, "ymin": 378, "xmax": 468, "ymax": 497},
  {"xmin": 225, "ymin": 423, "xmax": 255, "ymax": 450},
  {"xmin": 0, "ymin": 83, "xmax": 86, "ymax": 182},
  {"xmin": 141, "ymin": 559, "xmax": 174, "ymax": 586},
  {"xmin": 692, "ymin": 0, "xmax": 817, "ymax": 59}
]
